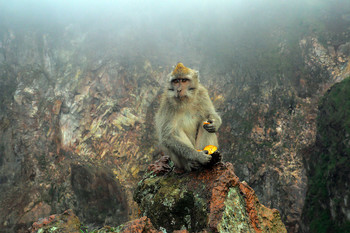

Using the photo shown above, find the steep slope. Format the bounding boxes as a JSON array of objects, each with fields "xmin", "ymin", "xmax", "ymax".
[{"xmin": 302, "ymin": 77, "xmax": 350, "ymax": 233}]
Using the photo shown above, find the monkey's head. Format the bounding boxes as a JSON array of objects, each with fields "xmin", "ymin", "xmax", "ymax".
[{"xmin": 167, "ymin": 63, "xmax": 199, "ymax": 103}]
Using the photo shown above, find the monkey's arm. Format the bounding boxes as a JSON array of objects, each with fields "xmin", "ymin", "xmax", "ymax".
[
  {"xmin": 204, "ymin": 112, "xmax": 222, "ymax": 133},
  {"xmin": 161, "ymin": 133, "xmax": 211, "ymax": 165},
  {"xmin": 201, "ymin": 91, "xmax": 222, "ymax": 133}
]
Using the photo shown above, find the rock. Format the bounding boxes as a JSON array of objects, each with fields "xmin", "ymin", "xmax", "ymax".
[
  {"xmin": 19, "ymin": 202, "xmax": 51, "ymax": 226},
  {"xmin": 111, "ymin": 216, "xmax": 161, "ymax": 233},
  {"xmin": 29, "ymin": 209, "xmax": 81, "ymax": 233},
  {"xmin": 29, "ymin": 213, "xmax": 167, "ymax": 233},
  {"xmin": 134, "ymin": 162, "xmax": 287, "ymax": 232},
  {"xmin": 70, "ymin": 164, "xmax": 129, "ymax": 225}
]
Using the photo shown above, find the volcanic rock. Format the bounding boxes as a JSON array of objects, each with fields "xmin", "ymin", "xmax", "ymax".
[{"xmin": 134, "ymin": 162, "xmax": 287, "ymax": 232}]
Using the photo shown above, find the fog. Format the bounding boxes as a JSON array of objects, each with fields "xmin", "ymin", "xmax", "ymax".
[{"xmin": 1, "ymin": 0, "xmax": 349, "ymax": 71}]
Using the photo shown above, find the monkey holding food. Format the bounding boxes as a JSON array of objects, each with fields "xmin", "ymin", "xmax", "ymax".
[{"xmin": 155, "ymin": 63, "xmax": 222, "ymax": 172}]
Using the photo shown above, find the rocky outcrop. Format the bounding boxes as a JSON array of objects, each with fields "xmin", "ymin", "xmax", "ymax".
[
  {"xmin": 111, "ymin": 217, "xmax": 161, "ymax": 233},
  {"xmin": 135, "ymin": 161, "xmax": 287, "ymax": 233},
  {"xmin": 30, "ymin": 162, "xmax": 287, "ymax": 233}
]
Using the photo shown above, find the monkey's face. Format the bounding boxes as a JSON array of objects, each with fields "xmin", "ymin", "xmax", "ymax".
[{"xmin": 168, "ymin": 74, "xmax": 197, "ymax": 101}]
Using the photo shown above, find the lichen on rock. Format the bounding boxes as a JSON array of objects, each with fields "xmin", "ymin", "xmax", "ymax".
[{"xmin": 134, "ymin": 162, "xmax": 287, "ymax": 232}]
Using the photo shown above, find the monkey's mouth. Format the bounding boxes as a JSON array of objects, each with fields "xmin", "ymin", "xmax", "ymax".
[{"xmin": 175, "ymin": 95, "xmax": 188, "ymax": 101}]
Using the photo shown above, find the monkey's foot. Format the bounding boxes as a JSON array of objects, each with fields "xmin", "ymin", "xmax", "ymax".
[
  {"xmin": 205, "ymin": 151, "xmax": 222, "ymax": 168},
  {"xmin": 173, "ymin": 167, "xmax": 186, "ymax": 174},
  {"xmin": 147, "ymin": 156, "xmax": 172, "ymax": 175}
]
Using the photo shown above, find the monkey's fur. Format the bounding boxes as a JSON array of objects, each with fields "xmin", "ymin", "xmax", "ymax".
[{"xmin": 155, "ymin": 63, "xmax": 222, "ymax": 171}]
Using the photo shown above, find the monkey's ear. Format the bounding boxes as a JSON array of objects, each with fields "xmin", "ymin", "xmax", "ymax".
[
  {"xmin": 194, "ymin": 70, "xmax": 200, "ymax": 82},
  {"xmin": 167, "ymin": 73, "xmax": 174, "ymax": 83}
]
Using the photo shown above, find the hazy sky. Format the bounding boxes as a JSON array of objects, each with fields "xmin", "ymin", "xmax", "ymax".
[{"xmin": 0, "ymin": 0, "xmax": 348, "ymax": 68}]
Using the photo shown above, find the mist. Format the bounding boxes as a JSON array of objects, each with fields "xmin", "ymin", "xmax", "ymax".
[{"xmin": 2, "ymin": 0, "xmax": 345, "ymax": 71}]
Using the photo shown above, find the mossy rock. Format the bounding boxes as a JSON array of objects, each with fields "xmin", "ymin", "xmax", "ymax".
[{"xmin": 134, "ymin": 162, "xmax": 287, "ymax": 232}]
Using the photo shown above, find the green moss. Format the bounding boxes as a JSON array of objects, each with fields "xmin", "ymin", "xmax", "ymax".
[
  {"xmin": 37, "ymin": 154, "xmax": 48, "ymax": 170},
  {"xmin": 309, "ymin": 211, "xmax": 332, "ymax": 233},
  {"xmin": 0, "ymin": 145, "xmax": 4, "ymax": 167},
  {"xmin": 258, "ymin": 141, "xmax": 274, "ymax": 149},
  {"xmin": 134, "ymin": 173, "xmax": 207, "ymax": 232},
  {"xmin": 303, "ymin": 77, "xmax": 350, "ymax": 232},
  {"xmin": 0, "ymin": 64, "xmax": 17, "ymax": 111}
]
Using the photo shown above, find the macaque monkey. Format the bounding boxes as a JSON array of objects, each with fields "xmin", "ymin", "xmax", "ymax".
[{"xmin": 155, "ymin": 63, "xmax": 222, "ymax": 171}]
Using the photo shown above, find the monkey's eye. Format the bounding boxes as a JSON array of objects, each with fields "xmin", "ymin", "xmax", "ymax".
[
  {"xmin": 181, "ymin": 79, "xmax": 189, "ymax": 83},
  {"xmin": 172, "ymin": 79, "xmax": 179, "ymax": 83}
]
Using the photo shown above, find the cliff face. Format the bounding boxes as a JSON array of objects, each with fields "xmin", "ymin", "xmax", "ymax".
[
  {"xmin": 0, "ymin": 1, "xmax": 350, "ymax": 232},
  {"xmin": 218, "ymin": 37, "xmax": 350, "ymax": 232},
  {"xmin": 302, "ymin": 78, "xmax": 350, "ymax": 233},
  {"xmin": 0, "ymin": 29, "xmax": 151, "ymax": 232}
]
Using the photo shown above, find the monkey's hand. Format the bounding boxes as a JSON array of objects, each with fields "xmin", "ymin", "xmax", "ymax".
[
  {"xmin": 188, "ymin": 151, "xmax": 211, "ymax": 170},
  {"xmin": 196, "ymin": 150, "xmax": 212, "ymax": 165},
  {"xmin": 203, "ymin": 120, "xmax": 218, "ymax": 133}
]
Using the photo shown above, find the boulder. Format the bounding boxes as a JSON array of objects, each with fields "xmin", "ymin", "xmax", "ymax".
[{"xmin": 134, "ymin": 161, "xmax": 287, "ymax": 232}]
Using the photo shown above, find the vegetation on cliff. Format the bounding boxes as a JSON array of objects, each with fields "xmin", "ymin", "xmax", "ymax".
[{"xmin": 303, "ymin": 77, "xmax": 350, "ymax": 233}]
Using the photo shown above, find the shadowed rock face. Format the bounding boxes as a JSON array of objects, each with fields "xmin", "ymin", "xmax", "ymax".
[
  {"xmin": 302, "ymin": 78, "xmax": 350, "ymax": 233},
  {"xmin": 70, "ymin": 164, "xmax": 129, "ymax": 226},
  {"xmin": 135, "ymin": 161, "xmax": 287, "ymax": 233}
]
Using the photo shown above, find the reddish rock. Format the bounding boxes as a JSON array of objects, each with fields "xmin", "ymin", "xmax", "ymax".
[
  {"xmin": 19, "ymin": 202, "xmax": 52, "ymax": 226},
  {"xmin": 135, "ymin": 162, "xmax": 287, "ymax": 232},
  {"xmin": 116, "ymin": 216, "xmax": 161, "ymax": 233},
  {"xmin": 29, "ymin": 209, "xmax": 81, "ymax": 233}
]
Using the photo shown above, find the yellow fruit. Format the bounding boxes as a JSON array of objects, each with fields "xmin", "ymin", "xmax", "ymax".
[
  {"xmin": 197, "ymin": 145, "xmax": 217, "ymax": 154},
  {"xmin": 204, "ymin": 145, "xmax": 217, "ymax": 154}
]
